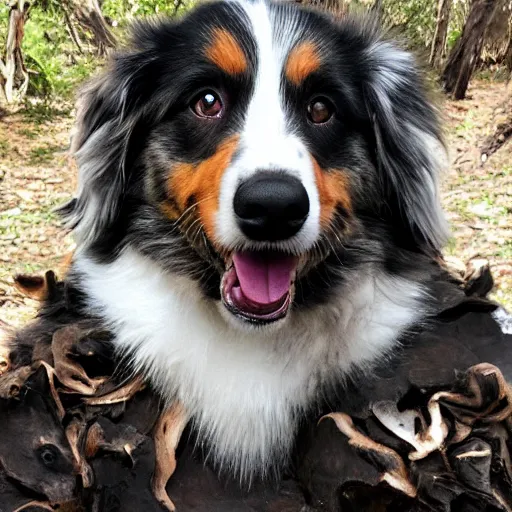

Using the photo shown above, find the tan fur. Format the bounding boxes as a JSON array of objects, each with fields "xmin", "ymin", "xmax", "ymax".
[
  {"xmin": 312, "ymin": 159, "xmax": 353, "ymax": 227},
  {"xmin": 285, "ymin": 41, "xmax": 321, "ymax": 85},
  {"xmin": 205, "ymin": 28, "xmax": 247, "ymax": 76},
  {"xmin": 165, "ymin": 135, "xmax": 240, "ymax": 242}
]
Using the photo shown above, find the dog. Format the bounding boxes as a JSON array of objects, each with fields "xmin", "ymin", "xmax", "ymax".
[{"xmin": 62, "ymin": 0, "xmax": 449, "ymax": 481}]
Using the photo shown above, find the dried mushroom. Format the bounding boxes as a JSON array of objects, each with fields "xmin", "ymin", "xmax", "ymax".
[
  {"xmin": 83, "ymin": 374, "xmax": 145, "ymax": 405},
  {"xmin": 81, "ymin": 417, "xmax": 164, "ymax": 511},
  {"xmin": 305, "ymin": 364, "xmax": 512, "ymax": 511},
  {"xmin": 51, "ymin": 325, "xmax": 108, "ymax": 395},
  {"xmin": 322, "ymin": 413, "xmax": 417, "ymax": 498}
]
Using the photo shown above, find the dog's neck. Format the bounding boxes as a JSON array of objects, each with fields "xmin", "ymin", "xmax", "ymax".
[{"xmin": 73, "ymin": 247, "xmax": 427, "ymax": 479}]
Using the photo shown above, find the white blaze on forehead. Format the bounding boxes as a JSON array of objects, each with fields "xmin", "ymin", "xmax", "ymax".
[
  {"xmin": 215, "ymin": 0, "xmax": 321, "ymax": 252},
  {"xmin": 241, "ymin": 0, "xmax": 287, "ymax": 144}
]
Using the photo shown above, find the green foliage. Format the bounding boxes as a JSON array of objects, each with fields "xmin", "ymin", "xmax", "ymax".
[
  {"xmin": 0, "ymin": 4, "xmax": 9, "ymax": 47},
  {"xmin": 22, "ymin": 8, "xmax": 100, "ymax": 99},
  {"xmin": 447, "ymin": 28, "xmax": 462, "ymax": 50},
  {"xmin": 447, "ymin": 0, "xmax": 470, "ymax": 50},
  {"xmin": 381, "ymin": 0, "xmax": 469, "ymax": 54},
  {"xmin": 22, "ymin": 102, "xmax": 72, "ymax": 124},
  {"xmin": 0, "ymin": 3, "xmax": 101, "ymax": 100},
  {"xmin": 102, "ymin": 0, "xmax": 195, "ymax": 24},
  {"xmin": 0, "ymin": 138, "xmax": 9, "ymax": 158},
  {"xmin": 28, "ymin": 143, "xmax": 64, "ymax": 165},
  {"xmin": 0, "ymin": 0, "xmax": 197, "ymax": 103},
  {"xmin": 382, "ymin": 0, "xmax": 437, "ymax": 49}
]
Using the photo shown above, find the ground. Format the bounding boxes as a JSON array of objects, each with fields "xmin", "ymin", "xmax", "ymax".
[
  {"xmin": 442, "ymin": 80, "xmax": 512, "ymax": 309},
  {"xmin": 1, "ymin": 80, "xmax": 511, "ymax": 327}
]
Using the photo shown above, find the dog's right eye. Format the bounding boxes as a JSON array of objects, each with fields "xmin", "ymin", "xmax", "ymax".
[{"xmin": 192, "ymin": 91, "xmax": 224, "ymax": 119}]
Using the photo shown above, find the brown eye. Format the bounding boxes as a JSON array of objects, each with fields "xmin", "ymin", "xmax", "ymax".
[
  {"xmin": 193, "ymin": 91, "xmax": 224, "ymax": 118},
  {"xmin": 307, "ymin": 98, "xmax": 333, "ymax": 124}
]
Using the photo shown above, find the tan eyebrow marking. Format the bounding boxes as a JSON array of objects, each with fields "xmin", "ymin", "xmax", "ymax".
[
  {"xmin": 205, "ymin": 28, "xmax": 247, "ymax": 76},
  {"xmin": 285, "ymin": 41, "xmax": 321, "ymax": 85}
]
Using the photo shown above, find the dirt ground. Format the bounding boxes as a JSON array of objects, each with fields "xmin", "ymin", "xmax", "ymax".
[{"xmin": 1, "ymin": 79, "xmax": 511, "ymax": 328}]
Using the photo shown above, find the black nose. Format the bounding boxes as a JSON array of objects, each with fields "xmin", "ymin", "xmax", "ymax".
[{"xmin": 234, "ymin": 172, "xmax": 310, "ymax": 241}]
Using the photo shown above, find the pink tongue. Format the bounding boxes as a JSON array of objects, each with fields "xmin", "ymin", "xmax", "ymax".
[{"xmin": 232, "ymin": 252, "xmax": 297, "ymax": 305}]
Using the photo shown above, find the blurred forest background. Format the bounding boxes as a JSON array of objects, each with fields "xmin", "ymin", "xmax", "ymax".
[{"xmin": 0, "ymin": 0, "xmax": 512, "ymax": 327}]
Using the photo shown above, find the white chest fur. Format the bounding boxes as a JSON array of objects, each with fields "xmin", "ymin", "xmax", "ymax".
[{"xmin": 75, "ymin": 248, "xmax": 425, "ymax": 478}]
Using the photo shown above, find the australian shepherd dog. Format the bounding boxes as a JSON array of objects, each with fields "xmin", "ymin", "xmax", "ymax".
[{"xmin": 62, "ymin": 0, "xmax": 449, "ymax": 481}]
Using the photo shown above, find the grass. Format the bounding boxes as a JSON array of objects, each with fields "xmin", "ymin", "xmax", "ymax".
[
  {"xmin": 22, "ymin": 102, "xmax": 73, "ymax": 124},
  {"xmin": 442, "ymin": 80, "xmax": 512, "ymax": 310},
  {"xmin": 455, "ymin": 114, "xmax": 476, "ymax": 135},
  {"xmin": 0, "ymin": 209, "xmax": 58, "ymax": 238},
  {"xmin": 28, "ymin": 144, "xmax": 65, "ymax": 165},
  {"xmin": 445, "ymin": 237, "xmax": 458, "ymax": 256},
  {"xmin": 20, "ymin": 262, "xmax": 46, "ymax": 274},
  {"xmin": 0, "ymin": 138, "xmax": 9, "ymax": 158},
  {"xmin": 17, "ymin": 127, "xmax": 40, "ymax": 140}
]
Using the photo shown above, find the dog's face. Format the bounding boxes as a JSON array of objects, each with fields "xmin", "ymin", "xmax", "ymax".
[{"xmin": 66, "ymin": 0, "xmax": 448, "ymax": 330}]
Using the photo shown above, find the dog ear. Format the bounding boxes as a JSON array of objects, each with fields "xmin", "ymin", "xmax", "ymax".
[
  {"xmin": 364, "ymin": 39, "xmax": 449, "ymax": 256},
  {"xmin": 62, "ymin": 72, "xmax": 133, "ymax": 247},
  {"xmin": 60, "ymin": 25, "xmax": 159, "ymax": 248}
]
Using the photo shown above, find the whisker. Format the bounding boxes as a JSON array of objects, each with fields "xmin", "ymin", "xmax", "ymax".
[
  {"xmin": 183, "ymin": 217, "xmax": 203, "ymax": 240},
  {"xmin": 174, "ymin": 194, "xmax": 215, "ymax": 224},
  {"xmin": 192, "ymin": 223, "xmax": 205, "ymax": 247}
]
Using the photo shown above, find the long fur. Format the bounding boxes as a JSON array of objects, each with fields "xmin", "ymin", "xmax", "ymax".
[
  {"xmin": 74, "ymin": 247, "xmax": 428, "ymax": 479},
  {"xmin": 61, "ymin": 0, "xmax": 449, "ymax": 481}
]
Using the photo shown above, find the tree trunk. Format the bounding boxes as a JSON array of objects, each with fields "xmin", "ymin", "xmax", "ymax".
[
  {"xmin": 504, "ymin": 25, "xmax": 512, "ymax": 73},
  {"xmin": 430, "ymin": 0, "xmax": 452, "ymax": 68},
  {"xmin": 0, "ymin": 0, "xmax": 31, "ymax": 104},
  {"xmin": 62, "ymin": 2, "xmax": 85, "ymax": 55},
  {"xmin": 442, "ymin": 0, "xmax": 498, "ymax": 100},
  {"xmin": 65, "ymin": 0, "xmax": 116, "ymax": 56}
]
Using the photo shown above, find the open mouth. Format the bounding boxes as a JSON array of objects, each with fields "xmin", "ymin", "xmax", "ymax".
[{"xmin": 221, "ymin": 251, "xmax": 299, "ymax": 324}]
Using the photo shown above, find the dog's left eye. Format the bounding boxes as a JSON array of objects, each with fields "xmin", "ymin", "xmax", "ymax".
[
  {"xmin": 192, "ymin": 91, "xmax": 224, "ymax": 119},
  {"xmin": 307, "ymin": 98, "xmax": 334, "ymax": 124}
]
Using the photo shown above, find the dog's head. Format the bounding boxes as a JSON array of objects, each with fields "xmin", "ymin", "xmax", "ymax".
[{"xmin": 65, "ymin": 0, "xmax": 448, "ymax": 329}]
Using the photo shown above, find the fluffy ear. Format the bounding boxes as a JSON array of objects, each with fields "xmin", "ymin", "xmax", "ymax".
[
  {"xmin": 364, "ymin": 39, "xmax": 449, "ymax": 256},
  {"xmin": 61, "ymin": 33, "xmax": 157, "ymax": 248}
]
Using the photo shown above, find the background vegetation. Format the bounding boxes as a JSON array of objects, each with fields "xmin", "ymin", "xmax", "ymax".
[
  {"xmin": 0, "ymin": 0, "xmax": 512, "ymax": 325},
  {"xmin": 0, "ymin": 0, "xmax": 195, "ymax": 101}
]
